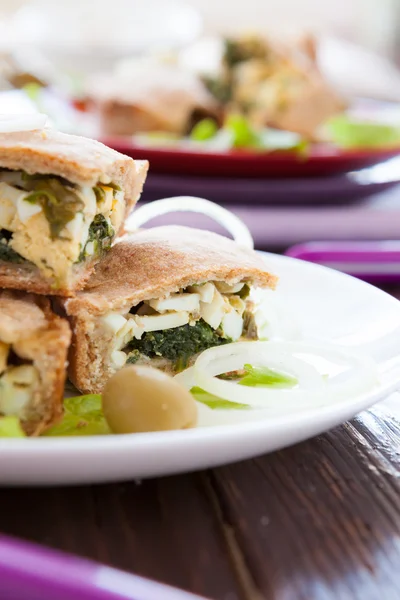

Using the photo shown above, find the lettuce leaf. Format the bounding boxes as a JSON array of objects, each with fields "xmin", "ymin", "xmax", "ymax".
[
  {"xmin": 326, "ymin": 114, "xmax": 400, "ymax": 149},
  {"xmin": 239, "ymin": 364, "xmax": 297, "ymax": 388},
  {"xmin": 190, "ymin": 118, "xmax": 218, "ymax": 141},
  {"xmin": 42, "ymin": 363, "xmax": 298, "ymax": 435},
  {"xmin": 193, "ymin": 115, "xmax": 308, "ymax": 154},
  {"xmin": 224, "ymin": 114, "xmax": 263, "ymax": 149},
  {"xmin": 191, "ymin": 386, "xmax": 249, "ymax": 410},
  {"xmin": 191, "ymin": 363, "xmax": 297, "ymax": 409},
  {"xmin": 43, "ymin": 414, "xmax": 110, "ymax": 437},
  {"xmin": 64, "ymin": 394, "xmax": 102, "ymax": 416},
  {"xmin": 43, "ymin": 394, "xmax": 111, "ymax": 437},
  {"xmin": 0, "ymin": 416, "xmax": 26, "ymax": 437}
]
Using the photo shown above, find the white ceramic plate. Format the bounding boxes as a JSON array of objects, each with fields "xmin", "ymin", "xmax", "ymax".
[{"xmin": 2, "ymin": 252, "xmax": 400, "ymax": 486}]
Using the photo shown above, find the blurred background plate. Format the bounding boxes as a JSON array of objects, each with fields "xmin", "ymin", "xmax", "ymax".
[
  {"xmin": 140, "ymin": 156, "xmax": 400, "ymax": 204},
  {"xmin": 102, "ymin": 137, "xmax": 400, "ymax": 178}
]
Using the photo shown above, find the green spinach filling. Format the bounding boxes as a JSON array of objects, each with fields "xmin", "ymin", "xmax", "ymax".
[
  {"xmin": 0, "ymin": 229, "xmax": 27, "ymax": 264},
  {"xmin": 93, "ymin": 182, "xmax": 121, "ymax": 204},
  {"xmin": 78, "ymin": 215, "xmax": 115, "ymax": 262},
  {"xmin": 21, "ymin": 174, "xmax": 85, "ymax": 239},
  {"xmin": 0, "ymin": 170, "xmax": 119, "ymax": 265},
  {"xmin": 125, "ymin": 319, "xmax": 231, "ymax": 368}
]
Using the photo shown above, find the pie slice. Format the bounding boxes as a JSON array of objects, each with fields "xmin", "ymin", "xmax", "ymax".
[
  {"xmin": 0, "ymin": 290, "xmax": 71, "ymax": 435},
  {"xmin": 64, "ymin": 226, "xmax": 277, "ymax": 393},
  {"xmin": 0, "ymin": 128, "xmax": 148, "ymax": 296}
]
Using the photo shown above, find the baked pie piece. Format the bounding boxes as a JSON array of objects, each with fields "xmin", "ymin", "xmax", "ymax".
[
  {"xmin": 0, "ymin": 290, "xmax": 71, "ymax": 435},
  {"xmin": 0, "ymin": 129, "xmax": 148, "ymax": 295},
  {"xmin": 64, "ymin": 226, "xmax": 277, "ymax": 393}
]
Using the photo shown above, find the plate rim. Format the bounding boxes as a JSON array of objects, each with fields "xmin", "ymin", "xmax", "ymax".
[{"xmin": 102, "ymin": 136, "xmax": 400, "ymax": 163}]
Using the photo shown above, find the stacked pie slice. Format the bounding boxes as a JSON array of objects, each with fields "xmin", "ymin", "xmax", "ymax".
[
  {"xmin": 0, "ymin": 126, "xmax": 277, "ymax": 436},
  {"xmin": 0, "ymin": 128, "xmax": 148, "ymax": 434}
]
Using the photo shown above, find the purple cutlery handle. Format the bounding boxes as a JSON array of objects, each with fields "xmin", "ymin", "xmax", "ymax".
[
  {"xmin": 0, "ymin": 535, "xmax": 207, "ymax": 600},
  {"xmin": 285, "ymin": 241, "xmax": 400, "ymax": 281}
]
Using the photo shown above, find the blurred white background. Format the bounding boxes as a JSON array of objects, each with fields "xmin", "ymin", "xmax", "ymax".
[
  {"xmin": 0, "ymin": 0, "xmax": 398, "ymax": 58},
  {"xmin": 189, "ymin": 0, "xmax": 400, "ymax": 58},
  {"xmin": 0, "ymin": 0, "xmax": 399, "ymax": 102}
]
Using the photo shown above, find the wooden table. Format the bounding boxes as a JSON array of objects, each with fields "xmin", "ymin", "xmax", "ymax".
[{"xmin": 0, "ymin": 291, "xmax": 399, "ymax": 600}]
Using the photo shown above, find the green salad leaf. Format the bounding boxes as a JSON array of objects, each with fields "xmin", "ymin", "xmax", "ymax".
[
  {"xmin": 44, "ymin": 394, "xmax": 111, "ymax": 437},
  {"xmin": 191, "ymin": 387, "xmax": 249, "ymax": 410},
  {"xmin": 326, "ymin": 114, "xmax": 400, "ymax": 149},
  {"xmin": 64, "ymin": 394, "xmax": 103, "ymax": 416},
  {"xmin": 44, "ymin": 414, "xmax": 110, "ymax": 437},
  {"xmin": 190, "ymin": 118, "xmax": 219, "ymax": 141},
  {"xmin": 190, "ymin": 115, "xmax": 308, "ymax": 154},
  {"xmin": 191, "ymin": 364, "xmax": 297, "ymax": 409},
  {"xmin": 239, "ymin": 364, "xmax": 297, "ymax": 388},
  {"xmin": 0, "ymin": 416, "xmax": 26, "ymax": 437},
  {"xmin": 224, "ymin": 114, "xmax": 263, "ymax": 149}
]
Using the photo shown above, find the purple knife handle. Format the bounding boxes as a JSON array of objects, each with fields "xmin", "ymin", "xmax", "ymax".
[
  {"xmin": 285, "ymin": 241, "xmax": 400, "ymax": 263},
  {"xmin": 285, "ymin": 241, "xmax": 400, "ymax": 282},
  {"xmin": 0, "ymin": 535, "xmax": 207, "ymax": 600}
]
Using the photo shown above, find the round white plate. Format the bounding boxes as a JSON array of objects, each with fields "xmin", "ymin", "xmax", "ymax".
[{"xmin": 2, "ymin": 253, "xmax": 400, "ymax": 486}]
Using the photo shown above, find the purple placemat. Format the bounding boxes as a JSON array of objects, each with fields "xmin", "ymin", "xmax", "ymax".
[
  {"xmin": 135, "ymin": 185, "xmax": 400, "ymax": 250},
  {"xmin": 0, "ymin": 535, "xmax": 208, "ymax": 600}
]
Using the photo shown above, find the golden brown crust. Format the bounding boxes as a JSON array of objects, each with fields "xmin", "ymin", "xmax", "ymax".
[
  {"xmin": 65, "ymin": 226, "xmax": 277, "ymax": 317},
  {"xmin": 0, "ymin": 258, "xmax": 96, "ymax": 297},
  {"xmin": 0, "ymin": 291, "xmax": 47, "ymax": 342},
  {"xmin": 0, "ymin": 129, "xmax": 149, "ymax": 193},
  {"xmin": 0, "ymin": 290, "xmax": 71, "ymax": 435},
  {"xmin": 66, "ymin": 314, "xmax": 101, "ymax": 394},
  {"xmin": 64, "ymin": 226, "xmax": 277, "ymax": 393}
]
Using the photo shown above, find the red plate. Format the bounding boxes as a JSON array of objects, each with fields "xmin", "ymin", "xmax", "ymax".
[{"xmin": 102, "ymin": 137, "xmax": 400, "ymax": 178}]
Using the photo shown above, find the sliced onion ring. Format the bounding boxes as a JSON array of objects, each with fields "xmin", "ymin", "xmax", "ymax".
[
  {"xmin": 178, "ymin": 341, "xmax": 378, "ymax": 411},
  {"xmin": 125, "ymin": 196, "xmax": 254, "ymax": 249},
  {"xmin": 0, "ymin": 113, "xmax": 48, "ymax": 133},
  {"xmin": 174, "ymin": 366, "xmax": 196, "ymax": 389}
]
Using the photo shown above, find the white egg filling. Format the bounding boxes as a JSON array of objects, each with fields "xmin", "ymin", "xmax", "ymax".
[
  {"xmin": 0, "ymin": 172, "xmax": 124, "ymax": 284},
  {"xmin": 0, "ymin": 342, "xmax": 39, "ymax": 419},
  {"xmin": 100, "ymin": 281, "xmax": 257, "ymax": 369}
]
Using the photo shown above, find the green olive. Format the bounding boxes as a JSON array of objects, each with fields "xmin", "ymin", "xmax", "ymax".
[{"xmin": 102, "ymin": 365, "xmax": 198, "ymax": 434}]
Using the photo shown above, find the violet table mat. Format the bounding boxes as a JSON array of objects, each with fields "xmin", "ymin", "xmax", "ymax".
[
  {"xmin": 0, "ymin": 535, "xmax": 207, "ymax": 600},
  {"xmin": 136, "ymin": 184, "xmax": 400, "ymax": 250}
]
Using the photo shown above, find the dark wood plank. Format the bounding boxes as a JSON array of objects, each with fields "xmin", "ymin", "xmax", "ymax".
[
  {"xmin": 0, "ymin": 474, "xmax": 244, "ymax": 600},
  {"xmin": 0, "ymin": 407, "xmax": 398, "ymax": 600},
  {"xmin": 209, "ymin": 406, "xmax": 400, "ymax": 600}
]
